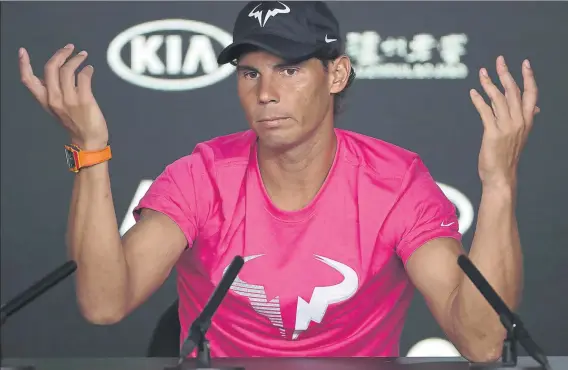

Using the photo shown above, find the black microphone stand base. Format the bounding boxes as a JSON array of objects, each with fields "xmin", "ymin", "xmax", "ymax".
[
  {"xmin": 164, "ymin": 364, "xmax": 244, "ymax": 370},
  {"xmin": 164, "ymin": 357, "xmax": 244, "ymax": 370},
  {"xmin": 468, "ymin": 362, "xmax": 544, "ymax": 369},
  {"xmin": 469, "ymin": 366, "xmax": 542, "ymax": 370},
  {"xmin": 469, "ymin": 336, "xmax": 518, "ymax": 369},
  {"xmin": 468, "ymin": 334, "xmax": 546, "ymax": 369},
  {"xmin": 165, "ymin": 338, "xmax": 244, "ymax": 370}
]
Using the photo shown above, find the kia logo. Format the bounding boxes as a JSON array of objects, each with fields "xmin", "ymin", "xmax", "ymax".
[{"xmin": 107, "ymin": 19, "xmax": 235, "ymax": 91}]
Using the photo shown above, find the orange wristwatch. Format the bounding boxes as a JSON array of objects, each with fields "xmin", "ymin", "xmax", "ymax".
[{"xmin": 64, "ymin": 144, "xmax": 112, "ymax": 173}]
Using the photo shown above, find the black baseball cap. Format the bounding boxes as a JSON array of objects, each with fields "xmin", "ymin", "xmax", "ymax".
[{"xmin": 217, "ymin": 1, "xmax": 344, "ymax": 65}]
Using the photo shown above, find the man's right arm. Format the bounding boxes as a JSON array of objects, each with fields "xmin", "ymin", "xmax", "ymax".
[
  {"xmin": 18, "ymin": 44, "xmax": 193, "ymax": 325},
  {"xmin": 66, "ymin": 160, "xmax": 187, "ymax": 325}
]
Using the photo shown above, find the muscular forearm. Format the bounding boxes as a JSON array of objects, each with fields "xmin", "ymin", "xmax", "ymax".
[
  {"xmin": 451, "ymin": 183, "xmax": 523, "ymax": 360},
  {"xmin": 66, "ymin": 162, "xmax": 129, "ymax": 324}
]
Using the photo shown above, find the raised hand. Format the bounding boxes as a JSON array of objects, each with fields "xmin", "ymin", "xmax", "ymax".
[
  {"xmin": 469, "ymin": 56, "xmax": 539, "ymax": 188},
  {"xmin": 19, "ymin": 44, "xmax": 109, "ymax": 150}
]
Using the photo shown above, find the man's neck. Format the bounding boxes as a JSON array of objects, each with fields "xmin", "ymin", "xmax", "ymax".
[{"xmin": 257, "ymin": 125, "xmax": 337, "ymax": 211}]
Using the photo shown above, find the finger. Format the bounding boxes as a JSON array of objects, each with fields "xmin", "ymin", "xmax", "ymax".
[
  {"xmin": 77, "ymin": 65, "xmax": 95, "ymax": 102},
  {"xmin": 44, "ymin": 44, "xmax": 75, "ymax": 109},
  {"xmin": 19, "ymin": 48, "xmax": 49, "ymax": 107},
  {"xmin": 521, "ymin": 59, "xmax": 538, "ymax": 123},
  {"xmin": 60, "ymin": 50, "xmax": 88, "ymax": 103},
  {"xmin": 479, "ymin": 67, "xmax": 510, "ymax": 122},
  {"xmin": 496, "ymin": 56, "xmax": 523, "ymax": 123},
  {"xmin": 470, "ymin": 89, "xmax": 496, "ymax": 129}
]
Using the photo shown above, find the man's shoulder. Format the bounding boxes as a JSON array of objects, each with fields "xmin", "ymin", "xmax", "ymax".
[
  {"xmin": 337, "ymin": 128, "xmax": 422, "ymax": 179},
  {"xmin": 194, "ymin": 129, "xmax": 256, "ymax": 163},
  {"xmin": 169, "ymin": 130, "xmax": 256, "ymax": 170}
]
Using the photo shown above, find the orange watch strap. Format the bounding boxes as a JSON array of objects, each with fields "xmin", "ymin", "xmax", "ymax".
[{"xmin": 77, "ymin": 145, "xmax": 112, "ymax": 169}]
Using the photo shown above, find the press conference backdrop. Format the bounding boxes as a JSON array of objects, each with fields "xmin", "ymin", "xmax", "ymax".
[{"xmin": 1, "ymin": 0, "xmax": 567, "ymax": 359}]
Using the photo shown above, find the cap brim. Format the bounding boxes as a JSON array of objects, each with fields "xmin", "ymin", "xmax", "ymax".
[{"xmin": 217, "ymin": 33, "xmax": 317, "ymax": 65}]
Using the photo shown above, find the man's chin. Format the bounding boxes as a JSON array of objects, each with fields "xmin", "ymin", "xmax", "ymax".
[{"xmin": 256, "ymin": 132, "xmax": 299, "ymax": 153}]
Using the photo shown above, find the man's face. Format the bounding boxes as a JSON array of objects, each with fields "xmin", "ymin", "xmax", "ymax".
[{"xmin": 236, "ymin": 50, "xmax": 339, "ymax": 151}]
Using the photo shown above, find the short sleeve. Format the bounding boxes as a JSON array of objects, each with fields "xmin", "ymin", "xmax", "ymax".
[
  {"xmin": 390, "ymin": 157, "xmax": 462, "ymax": 265},
  {"xmin": 133, "ymin": 155, "xmax": 201, "ymax": 248}
]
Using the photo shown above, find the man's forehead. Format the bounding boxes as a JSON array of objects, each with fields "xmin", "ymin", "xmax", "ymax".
[{"xmin": 236, "ymin": 50, "xmax": 307, "ymax": 67}]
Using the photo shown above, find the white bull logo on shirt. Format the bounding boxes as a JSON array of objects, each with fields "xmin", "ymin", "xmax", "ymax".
[{"xmin": 223, "ymin": 254, "xmax": 359, "ymax": 340}]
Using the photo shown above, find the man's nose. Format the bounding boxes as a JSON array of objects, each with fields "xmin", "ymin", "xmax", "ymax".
[{"xmin": 257, "ymin": 74, "xmax": 280, "ymax": 105}]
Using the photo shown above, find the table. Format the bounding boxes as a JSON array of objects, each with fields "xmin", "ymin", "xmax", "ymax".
[{"xmin": 2, "ymin": 357, "xmax": 566, "ymax": 370}]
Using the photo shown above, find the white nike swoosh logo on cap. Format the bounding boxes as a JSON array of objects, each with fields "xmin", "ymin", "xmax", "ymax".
[{"xmin": 325, "ymin": 34, "xmax": 337, "ymax": 43}]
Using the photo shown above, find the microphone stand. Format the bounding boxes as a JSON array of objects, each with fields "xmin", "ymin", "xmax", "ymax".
[
  {"xmin": 165, "ymin": 256, "xmax": 245, "ymax": 370},
  {"xmin": 0, "ymin": 261, "xmax": 77, "ymax": 370},
  {"xmin": 457, "ymin": 255, "xmax": 551, "ymax": 370}
]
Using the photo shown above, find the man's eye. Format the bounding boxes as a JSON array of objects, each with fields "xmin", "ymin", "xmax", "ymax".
[
  {"xmin": 282, "ymin": 68, "xmax": 298, "ymax": 76},
  {"xmin": 244, "ymin": 71, "xmax": 258, "ymax": 79}
]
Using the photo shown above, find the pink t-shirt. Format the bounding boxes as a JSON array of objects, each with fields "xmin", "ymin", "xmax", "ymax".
[{"xmin": 134, "ymin": 128, "xmax": 461, "ymax": 358}]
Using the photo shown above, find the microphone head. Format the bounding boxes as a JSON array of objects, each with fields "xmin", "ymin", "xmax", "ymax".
[{"xmin": 232, "ymin": 255, "xmax": 244, "ymax": 265}]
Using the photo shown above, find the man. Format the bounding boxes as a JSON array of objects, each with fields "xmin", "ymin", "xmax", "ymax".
[{"xmin": 19, "ymin": 0, "xmax": 539, "ymax": 362}]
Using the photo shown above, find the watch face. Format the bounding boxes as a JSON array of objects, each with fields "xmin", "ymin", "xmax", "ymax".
[{"xmin": 65, "ymin": 148, "xmax": 76, "ymax": 169}]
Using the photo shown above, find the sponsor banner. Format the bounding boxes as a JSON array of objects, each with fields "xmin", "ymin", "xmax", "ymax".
[
  {"xmin": 107, "ymin": 19, "xmax": 235, "ymax": 91},
  {"xmin": 107, "ymin": 20, "xmax": 470, "ymax": 91},
  {"xmin": 346, "ymin": 31, "xmax": 469, "ymax": 80}
]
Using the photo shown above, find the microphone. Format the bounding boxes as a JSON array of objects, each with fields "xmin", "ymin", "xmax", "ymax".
[
  {"xmin": 165, "ymin": 255, "xmax": 245, "ymax": 370},
  {"xmin": 1, "ymin": 260, "xmax": 77, "ymax": 370},
  {"xmin": 457, "ymin": 255, "xmax": 551, "ymax": 370}
]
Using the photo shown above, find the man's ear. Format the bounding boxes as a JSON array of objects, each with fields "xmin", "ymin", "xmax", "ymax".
[{"xmin": 329, "ymin": 55, "xmax": 352, "ymax": 94}]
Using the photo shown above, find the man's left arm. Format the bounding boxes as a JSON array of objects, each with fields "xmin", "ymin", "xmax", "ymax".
[
  {"xmin": 404, "ymin": 56, "xmax": 539, "ymax": 362},
  {"xmin": 405, "ymin": 186, "xmax": 520, "ymax": 362}
]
